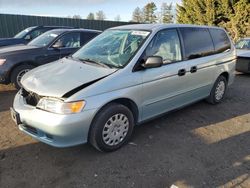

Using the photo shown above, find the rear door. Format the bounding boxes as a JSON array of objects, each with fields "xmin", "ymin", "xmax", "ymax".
[{"xmin": 178, "ymin": 27, "xmax": 217, "ymax": 100}]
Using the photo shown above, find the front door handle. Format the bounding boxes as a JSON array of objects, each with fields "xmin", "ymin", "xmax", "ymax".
[
  {"xmin": 190, "ymin": 66, "xmax": 197, "ymax": 73},
  {"xmin": 178, "ymin": 69, "xmax": 186, "ymax": 76}
]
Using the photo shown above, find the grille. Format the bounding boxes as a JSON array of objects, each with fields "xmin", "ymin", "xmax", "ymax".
[
  {"xmin": 21, "ymin": 124, "xmax": 53, "ymax": 140},
  {"xmin": 22, "ymin": 125, "xmax": 38, "ymax": 135},
  {"xmin": 21, "ymin": 88, "xmax": 41, "ymax": 106}
]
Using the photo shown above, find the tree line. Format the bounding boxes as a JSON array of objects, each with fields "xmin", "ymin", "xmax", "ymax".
[
  {"xmin": 72, "ymin": 1, "xmax": 249, "ymax": 40},
  {"xmin": 71, "ymin": 11, "xmax": 121, "ymax": 21},
  {"xmin": 81, "ymin": 2, "xmax": 174, "ymax": 23},
  {"xmin": 131, "ymin": 2, "xmax": 174, "ymax": 23}
]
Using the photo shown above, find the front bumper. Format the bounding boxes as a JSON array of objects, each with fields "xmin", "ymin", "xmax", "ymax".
[{"xmin": 12, "ymin": 91, "xmax": 97, "ymax": 147}]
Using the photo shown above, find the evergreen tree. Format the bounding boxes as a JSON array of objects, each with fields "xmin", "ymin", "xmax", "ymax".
[
  {"xmin": 86, "ymin": 13, "xmax": 95, "ymax": 20},
  {"xmin": 132, "ymin": 7, "xmax": 143, "ymax": 22},
  {"xmin": 143, "ymin": 2, "xmax": 157, "ymax": 23},
  {"xmin": 161, "ymin": 3, "xmax": 174, "ymax": 23},
  {"xmin": 224, "ymin": 0, "xmax": 250, "ymax": 40},
  {"xmin": 177, "ymin": 0, "xmax": 250, "ymax": 40},
  {"xmin": 177, "ymin": 0, "xmax": 216, "ymax": 25}
]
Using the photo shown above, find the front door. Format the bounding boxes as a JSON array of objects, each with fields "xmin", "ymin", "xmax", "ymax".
[{"xmin": 140, "ymin": 29, "xmax": 189, "ymax": 120}]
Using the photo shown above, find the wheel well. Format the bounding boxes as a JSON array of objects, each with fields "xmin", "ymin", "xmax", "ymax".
[
  {"xmin": 87, "ymin": 98, "xmax": 139, "ymax": 142},
  {"xmin": 9, "ymin": 61, "xmax": 35, "ymax": 80},
  {"xmin": 220, "ymin": 72, "xmax": 229, "ymax": 81},
  {"xmin": 100, "ymin": 98, "xmax": 139, "ymax": 124}
]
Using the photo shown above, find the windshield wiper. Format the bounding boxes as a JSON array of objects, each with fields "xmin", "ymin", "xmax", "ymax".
[{"xmin": 79, "ymin": 58, "xmax": 112, "ymax": 69}]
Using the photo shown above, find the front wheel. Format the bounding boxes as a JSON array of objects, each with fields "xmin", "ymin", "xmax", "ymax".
[
  {"xmin": 89, "ymin": 103, "xmax": 134, "ymax": 152},
  {"xmin": 206, "ymin": 75, "xmax": 228, "ymax": 104},
  {"xmin": 10, "ymin": 64, "xmax": 34, "ymax": 89}
]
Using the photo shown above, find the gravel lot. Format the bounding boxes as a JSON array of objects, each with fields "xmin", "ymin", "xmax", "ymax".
[{"xmin": 0, "ymin": 73, "xmax": 250, "ymax": 188}]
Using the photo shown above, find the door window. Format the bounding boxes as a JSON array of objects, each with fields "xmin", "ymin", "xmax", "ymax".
[
  {"xmin": 145, "ymin": 29, "xmax": 182, "ymax": 64},
  {"xmin": 25, "ymin": 28, "xmax": 49, "ymax": 40},
  {"xmin": 180, "ymin": 28, "xmax": 214, "ymax": 59},
  {"xmin": 54, "ymin": 32, "xmax": 81, "ymax": 48}
]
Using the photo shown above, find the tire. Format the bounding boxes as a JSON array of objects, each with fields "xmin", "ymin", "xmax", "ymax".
[
  {"xmin": 206, "ymin": 75, "xmax": 228, "ymax": 104},
  {"xmin": 10, "ymin": 64, "xmax": 34, "ymax": 89},
  {"xmin": 89, "ymin": 103, "xmax": 134, "ymax": 152}
]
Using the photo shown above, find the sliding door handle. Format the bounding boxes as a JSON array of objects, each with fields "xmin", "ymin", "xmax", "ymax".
[
  {"xmin": 190, "ymin": 66, "xmax": 197, "ymax": 73},
  {"xmin": 178, "ymin": 69, "xmax": 186, "ymax": 76}
]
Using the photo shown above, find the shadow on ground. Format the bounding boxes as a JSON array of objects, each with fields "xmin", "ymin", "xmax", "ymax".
[{"xmin": 0, "ymin": 90, "xmax": 16, "ymax": 112}]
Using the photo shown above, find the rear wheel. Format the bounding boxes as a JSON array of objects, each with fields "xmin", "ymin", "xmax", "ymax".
[
  {"xmin": 10, "ymin": 64, "xmax": 34, "ymax": 89},
  {"xmin": 206, "ymin": 75, "xmax": 228, "ymax": 104},
  {"xmin": 89, "ymin": 103, "xmax": 134, "ymax": 152}
]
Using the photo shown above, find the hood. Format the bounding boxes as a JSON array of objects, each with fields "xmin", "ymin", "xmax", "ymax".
[
  {"xmin": 0, "ymin": 38, "xmax": 26, "ymax": 47},
  {"xmin": 21, "ymin": 57, "xmax": 117, "ymax": 98},
  {"xmin": 236, "ymin": 49, "xmax": 250, "ymax": 58},
  {"xmin": 0, "ymin": 44, "xmax": 40, "ymax": 55}
]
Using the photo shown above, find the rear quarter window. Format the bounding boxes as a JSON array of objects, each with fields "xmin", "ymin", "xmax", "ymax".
[
  {"xmin": 209, "ymin": 28, "xmax": 231, "ymax": 53},
  {"xmin": 180, "ymin": 27, "xmax": 214, "ymax": 60}
]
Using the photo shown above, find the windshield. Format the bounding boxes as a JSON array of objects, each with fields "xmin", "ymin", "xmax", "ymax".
[
  {"xmin": 72, "ymin": 29, "xmax": 150, "ymax": 68},
  {"xmin": 14, "ymin": 27, "xmax": 36, "ymax": 39},
  {"xmin": 28, "ymin": 30, "xmax": 62, "ymax": 47},
  {"xmin": 235, "ymin": 39, "xmax": 250, "ymax": 50}
]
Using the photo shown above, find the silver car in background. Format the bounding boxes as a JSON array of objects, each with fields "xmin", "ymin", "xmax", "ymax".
[{"xmin": 11, "ymin": 24, "xmax": 236, "ymax": 152}]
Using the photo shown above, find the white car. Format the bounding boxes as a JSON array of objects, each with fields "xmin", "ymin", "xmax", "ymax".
[{"xmin": 235, "ymin": 38, "xmax": 250, "ymax": 73}]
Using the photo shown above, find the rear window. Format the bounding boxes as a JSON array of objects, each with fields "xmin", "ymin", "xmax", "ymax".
[
  {"xmin": 180, "ymin": 27, "xmax": 214, "ymax": 59},
  {"xmin": 209, "ymin": 28, "xmax": 231, "ymax": 53}
]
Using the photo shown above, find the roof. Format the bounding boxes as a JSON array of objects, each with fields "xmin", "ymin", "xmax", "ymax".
[
  {"xmin": 109, "ymin": 23, "xmax": 223, "ymax": 31},
  {"xmin": 33, "ymin": 26, "xmax": 73, "ymax": 29},
  {"xmin": 48, "ymin": 28, "xmax": 102, "ymax": 33}
]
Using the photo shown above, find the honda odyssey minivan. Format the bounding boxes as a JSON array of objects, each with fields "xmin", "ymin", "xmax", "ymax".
[{"xmin": 11, "ymin": 24, "xmax": 236, "ymax": 152}]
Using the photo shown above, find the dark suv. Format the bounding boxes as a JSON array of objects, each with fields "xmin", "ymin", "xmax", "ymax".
[
  {"xmin": 0, "ymin": 26, "xmax": 73, "ymax": 47},
  {"xmin": 0, "ymin": 29, "xmax": 101, "ymax": 88}
]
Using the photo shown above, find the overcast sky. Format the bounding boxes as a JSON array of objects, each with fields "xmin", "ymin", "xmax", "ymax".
[{"xmin": 0, "ymin": 0, "xmax": 181, "ymax": 21}]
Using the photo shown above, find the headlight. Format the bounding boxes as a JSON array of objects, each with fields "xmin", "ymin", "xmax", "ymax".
[
  {"xmin": 0, "ymin": 59, "xmax": 6, "ymax": 66},
  {"xmin": 37, "ymin": 97, "xmax": 85, "ymax": 114}
]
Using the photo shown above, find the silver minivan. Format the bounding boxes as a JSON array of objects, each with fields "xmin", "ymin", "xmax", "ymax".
[{"xmin": 11, "ymin": 24, "xmax": 236, "ymax": 152}]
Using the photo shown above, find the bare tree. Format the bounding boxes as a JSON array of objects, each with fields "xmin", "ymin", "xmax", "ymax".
[
  {"xmin": 132, "ymin": 7, "xmax": 143, "ymax": 22},
  {"xmin": 114, "ymin": 15, "xmax": 121, "ymax": 21},
  {"xmin": 96, "ymin": 10, "xmax": 106, "ymax": 20},
  {"xmin": 72, "ymin": 15, "xmax": 81, "ymax": 19}
]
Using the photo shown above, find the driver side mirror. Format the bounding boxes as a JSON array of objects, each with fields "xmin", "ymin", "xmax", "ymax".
[{"xmin": 142, "ymin": 56, "xmax": 163, "ymax": 69}]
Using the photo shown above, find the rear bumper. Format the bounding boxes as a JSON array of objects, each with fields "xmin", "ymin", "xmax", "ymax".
[{"xmin": 12, "ymin": 91, "xmax": 97, "ymax": 147}]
